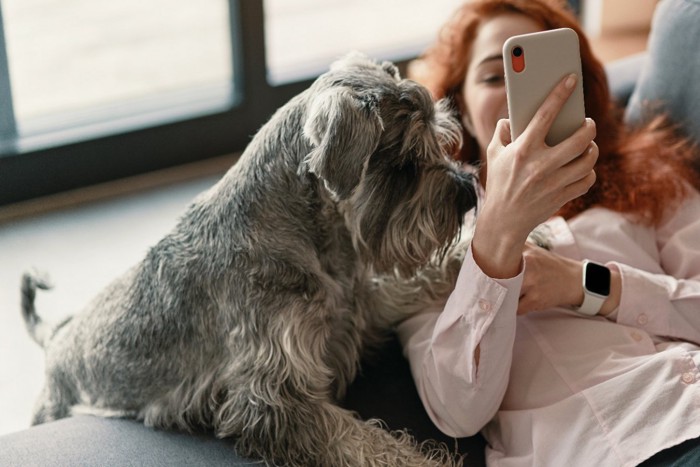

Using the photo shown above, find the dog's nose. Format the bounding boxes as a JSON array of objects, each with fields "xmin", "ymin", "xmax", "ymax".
[{"xmin": 453, "ymin": 171, "xmax": 478, "ymax": 214}]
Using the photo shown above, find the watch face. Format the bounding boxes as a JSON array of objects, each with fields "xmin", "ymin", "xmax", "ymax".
[{"xmin": 585, "ymin": 261, "xmax": 611, "ymax": 296}]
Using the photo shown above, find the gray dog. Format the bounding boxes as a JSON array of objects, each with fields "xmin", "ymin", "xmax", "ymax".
[{"xmin": 20, "ymin": 52, "xmax": 478, "ymax": 467}]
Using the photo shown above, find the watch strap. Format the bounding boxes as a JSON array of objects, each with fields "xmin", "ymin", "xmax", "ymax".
[{"xmin": 576, "ymin": 288, "xmax": 606, "ymax": 315}]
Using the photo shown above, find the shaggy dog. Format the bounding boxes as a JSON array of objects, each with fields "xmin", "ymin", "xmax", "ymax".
[{"xmin": 21, "ymin": 52, "xmax": 478, "ymax": 466}]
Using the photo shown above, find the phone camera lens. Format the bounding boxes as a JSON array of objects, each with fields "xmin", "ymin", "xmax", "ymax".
[{"xmin": 512, "ymin": 46, "xmax": 523, "ymax": 57}]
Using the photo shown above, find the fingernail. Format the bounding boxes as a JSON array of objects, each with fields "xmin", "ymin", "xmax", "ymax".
[{"xmin": 565, "ymin": 73, "xmax": 577, "ymax": 89}]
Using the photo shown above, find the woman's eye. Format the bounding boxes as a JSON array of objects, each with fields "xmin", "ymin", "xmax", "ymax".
[{"xmin": 481, "ymin": 74, "xmax": 504, "ymax": 85}]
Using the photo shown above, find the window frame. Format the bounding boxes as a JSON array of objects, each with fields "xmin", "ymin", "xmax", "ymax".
[
  {"xmin": 0, "ymin": 1, "xmax": 17, "ymax": 155},
  {"xmin": 0, "ymin": 0, "xmax": 414, "ymax": 206}
]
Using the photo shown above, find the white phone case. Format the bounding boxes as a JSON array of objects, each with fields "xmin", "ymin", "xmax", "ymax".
[{"xmin": 503, "ymin": 28, "xmax": 585, "ymax": 146}]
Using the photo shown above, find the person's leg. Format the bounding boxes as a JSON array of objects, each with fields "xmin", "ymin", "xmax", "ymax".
[{"xmin": 638, "ymin": 437, "xmax": 700, "ymax": 467}]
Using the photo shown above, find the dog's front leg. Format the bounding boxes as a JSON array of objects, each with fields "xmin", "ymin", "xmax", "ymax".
[
  {"xmin": 363, "ymin": 238, "xmax": 470, "ymax": 335},
  {"xmin": 212, "ymin": 295, "xmax": 454, "ymax": 467}
]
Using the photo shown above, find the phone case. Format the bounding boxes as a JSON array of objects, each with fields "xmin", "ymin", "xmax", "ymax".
[{"xmin": 503, "ymin": 28, "xmax": 585, "ymax": 146}]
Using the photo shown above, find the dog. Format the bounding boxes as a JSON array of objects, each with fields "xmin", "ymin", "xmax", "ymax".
[{"xmin": 20, "ymin": 52, "xmax": 478, "ymax": 467}]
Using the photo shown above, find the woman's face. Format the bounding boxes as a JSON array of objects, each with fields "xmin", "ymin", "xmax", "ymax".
[{"xmin": 461, "ymin": 13, "xmax": 544, "ymax": 158}]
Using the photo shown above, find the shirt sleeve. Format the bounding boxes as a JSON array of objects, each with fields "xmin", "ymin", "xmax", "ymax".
[
  {"xmin": 610, "ymin": 188, "xmax": 700, "ymax": 344},
  {"xmin": 396, "ymin": 244, "xmax": 523, "ymax": 437}
]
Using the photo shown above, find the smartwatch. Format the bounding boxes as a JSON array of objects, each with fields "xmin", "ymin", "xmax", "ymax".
[{"xmin": 575, "ymin": 260, "xmax": 611, "ymax": 316}]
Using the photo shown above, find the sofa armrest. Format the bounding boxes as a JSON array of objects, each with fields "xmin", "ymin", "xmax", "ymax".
[
  {"xmin": 605, "ymin": 52, "xmax": 647, "ymax": 108},
  {"xmin": 0, "ymin": 415, "xmax": 253, "ymax": 467},
  {"xmin": 624, "ymin": 0, "xmax": 700, "ymax": 146},
  {"xmin": 0, "ymin": 335, "xmax": 486, "ymax": 466}
]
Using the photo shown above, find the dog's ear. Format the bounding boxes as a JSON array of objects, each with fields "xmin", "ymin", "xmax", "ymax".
[
  {"xmin": 303, "ymin": 87, "xmax": 383, "ymax": 199},
  {"xmin": 381, "ymin": 60, "xmax": 400, "ymax": 80}
]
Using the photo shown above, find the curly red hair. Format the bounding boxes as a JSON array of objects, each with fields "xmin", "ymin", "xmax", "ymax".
[{"xmin": 410, "ymin": 0, "xmax": 700, "ymax": 225}]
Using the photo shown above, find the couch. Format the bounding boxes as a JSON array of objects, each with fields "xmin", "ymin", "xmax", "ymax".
[{"xmin": 2, "ymin": 0, "xmax": 698, "ymax": 465}]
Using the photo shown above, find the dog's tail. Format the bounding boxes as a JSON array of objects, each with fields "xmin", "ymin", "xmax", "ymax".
[{"xmin": 21, "ymin": 270, "xmax": 54, "ymax": 348}]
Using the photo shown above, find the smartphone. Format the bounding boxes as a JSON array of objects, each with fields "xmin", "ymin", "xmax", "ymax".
[{"xmin": 503, "ymin": 28, "xmax": 585, "ymax": 146}]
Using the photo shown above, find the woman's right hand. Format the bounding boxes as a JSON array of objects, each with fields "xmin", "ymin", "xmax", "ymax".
[{"xmin": 472, "ymin": 74, "xmax": 598, "ymax": 279}]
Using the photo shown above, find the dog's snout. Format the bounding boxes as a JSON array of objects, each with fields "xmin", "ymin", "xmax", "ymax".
[{"xmin": 452, "ymin": 170, "xmax": 478, "ymax": 215}]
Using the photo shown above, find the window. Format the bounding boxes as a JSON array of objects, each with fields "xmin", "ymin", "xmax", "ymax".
[
  {"xmin": 265, "ymin": 0, "xmax": 464, "ymax": 85},
  {"xmin": 3, "ymin": 0, "xmax": 234, "ymax": 150},
  {"xmin": 5, "ymin": 0, "xmax": 233, "ymax": 128},
  {"xmin": 0, "ymin": 0, "xmax": 462, "ymax": 206}
]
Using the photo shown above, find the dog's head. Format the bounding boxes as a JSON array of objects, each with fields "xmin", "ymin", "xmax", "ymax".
[{"xmin": 302, "ymin": 52, "xmax": 478, "ymax": 276}]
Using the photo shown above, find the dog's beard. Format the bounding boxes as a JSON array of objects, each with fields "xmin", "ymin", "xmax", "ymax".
[{"xmin": 351, "ymin": 163, "xmax": 477, "ymax": 278}]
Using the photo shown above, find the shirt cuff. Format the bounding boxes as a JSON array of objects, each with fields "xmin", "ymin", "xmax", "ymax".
[
  {"xmin": 609, "ymin": 261, "xmax": 671, "ymax": 334},
  {"xmin": 602, "ymin": 262, "xmax": 621, "ymax": 321},
  {"xmin": 435, "ymin": 244, "xmax": 523, "ymax": 332}
]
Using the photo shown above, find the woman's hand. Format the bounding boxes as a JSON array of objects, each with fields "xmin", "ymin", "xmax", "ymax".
[
  {"xmin": 472, "ymin": 74, "xmax": 598, "ymax": 279},
  {"xmin": 519, "ymin": 244, "xmax": 622, "ymax": 316},
  {"xmin": 518, "ymin": 243, "xmax": 583, "ymax": 314}
]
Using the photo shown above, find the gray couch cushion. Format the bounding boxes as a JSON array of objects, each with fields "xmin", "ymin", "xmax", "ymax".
[
  {"xmin": 0, "ymin": 336, "xmax": 486, "ymax": 466},
  {"xmin": 606, "ymin": 52, "xmax": 647, "ymax": 107},
  {"xmin": 0, "ymin": 415, "xmax": 253, "ymax": 467},
  {"xmin": 625, "ymin": 0, "xmax": 700, "ymax": 145}
]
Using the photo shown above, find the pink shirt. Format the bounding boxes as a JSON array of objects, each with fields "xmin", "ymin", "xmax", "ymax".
[{"xmin": 397, "ymin": 187, "xmax": 700, "ymax": 466}]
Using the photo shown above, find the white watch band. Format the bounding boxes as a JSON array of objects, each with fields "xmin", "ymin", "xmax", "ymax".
[{"xmin": 576, "ymin": 288, "xmax": 606, "ymax": 316}]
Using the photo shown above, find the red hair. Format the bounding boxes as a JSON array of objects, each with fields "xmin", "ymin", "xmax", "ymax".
[{"xmin": 410, "ymin": 0, "xmax": 700, "ymax": 225}]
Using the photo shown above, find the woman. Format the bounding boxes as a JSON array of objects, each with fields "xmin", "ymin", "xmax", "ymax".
[{"xmin": 398, "ymin": 0, "xmax": 700, "ymax": 464}]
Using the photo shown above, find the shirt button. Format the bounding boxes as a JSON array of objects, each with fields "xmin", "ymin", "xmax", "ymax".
[
  {"xmin": 478, "ymin": 299, "xmax": 493, "ymax": 312},
  {"xmin": 682, "ymin": 372, "xmax": 696, "ymax": 384},
  {"xmin": 630, "ymin": 331, "xmax": 643, "ymax": 342},
  {"xmin": 637, "ymin": 313, "xmax": 649, "ymax": 326}
]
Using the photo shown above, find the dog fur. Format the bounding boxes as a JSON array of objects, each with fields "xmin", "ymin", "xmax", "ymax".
[{"xmin": 21, "ymin": 52, "xmax": 478, "ymax": 467}]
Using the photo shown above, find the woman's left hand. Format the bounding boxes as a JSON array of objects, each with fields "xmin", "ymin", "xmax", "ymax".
[{"xmin": 518, "ymin": 243, "xmax": 583, "ymax": 314}]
